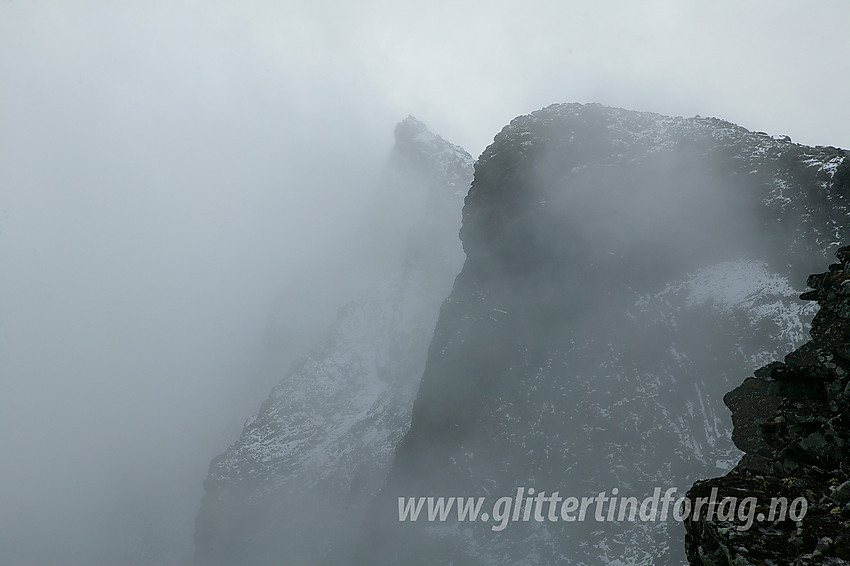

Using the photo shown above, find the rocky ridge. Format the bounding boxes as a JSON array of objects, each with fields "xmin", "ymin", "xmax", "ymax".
[{"xmin": 685, "ymin": 246, "xmax": 850, "ymax": 565}]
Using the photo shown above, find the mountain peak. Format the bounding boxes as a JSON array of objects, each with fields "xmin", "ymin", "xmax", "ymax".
[
  {"xmin": 388, "ymin": 115, "xmax": 473, "ymax": 193},
  {"xmin": 394, "ymin": 115, "xmax": 428, "ymax": 142}
]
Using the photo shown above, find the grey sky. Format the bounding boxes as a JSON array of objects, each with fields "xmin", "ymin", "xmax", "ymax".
[{"xmin": 1, "ymin": 1, "xmax": 848, "ymax": 564}]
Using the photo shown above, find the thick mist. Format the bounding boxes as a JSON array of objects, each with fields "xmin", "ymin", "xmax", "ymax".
[
  {"xmin": 0, "ymin": 6, "xmax": 398, "ymax": 566},
  {"xmin": 3, "ymin": 3, "xmax": 850, "ymax": 566}
]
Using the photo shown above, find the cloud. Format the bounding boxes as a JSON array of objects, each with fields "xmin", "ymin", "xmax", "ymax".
[{"xmin": 1, "ymin": 1, "xmax": 848, "ymax": 563}]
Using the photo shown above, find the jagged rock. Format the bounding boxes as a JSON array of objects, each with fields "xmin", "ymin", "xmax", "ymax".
[
  {"xmin": 724, "ymin": 377, "xmax": 781, "ymax": 458},
  {"xmin": 685, "ymin": 247, "xmax": 850, "ymax": 565}
]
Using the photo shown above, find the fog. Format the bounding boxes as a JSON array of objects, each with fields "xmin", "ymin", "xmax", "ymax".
[{"xmin": 2, "ymin": 2, "xmax": 850, "ymax": 565}]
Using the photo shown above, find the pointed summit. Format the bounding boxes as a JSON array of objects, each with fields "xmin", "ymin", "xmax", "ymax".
[
  {"xmin": 394, "ymin": 115, "xmax": 428, "ymax": 142},
  {"xmin": 388, "ymin": 116, "xmax": 473, "ymax": 194}
]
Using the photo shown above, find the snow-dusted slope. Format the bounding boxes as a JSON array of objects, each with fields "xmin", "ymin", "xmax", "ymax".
[
  {"xmin": 194, "ymin": 117, "xmax": 472, "ymax": 566},
  {"xmin": 630, "ymin": 260, "xmax": 819, "ymax": 472},
  {"xmin": 638, "ymin": 260, "xmax": 819, "ymax": 367}
]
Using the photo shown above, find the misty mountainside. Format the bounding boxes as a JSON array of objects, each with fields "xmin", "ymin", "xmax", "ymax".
[
  {"xmin": 353, "ymin": 103, "xmax": 850, "ymax": 565},
  {"xmin": 193, "ymin": 117, "xmax": 473, "ymax": 566}
]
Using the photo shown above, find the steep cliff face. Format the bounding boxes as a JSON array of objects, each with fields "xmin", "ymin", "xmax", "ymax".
[
  {"xmin": 685, "ymin": 246, "xmax": 850, "ymax": 565},
  {"xmin": 355, "ymin": 104, "xmax": 849, "ymax": 565},
  {"xmin": 193, "ymin": 117, "xmax": 472, "ymax": 566}
]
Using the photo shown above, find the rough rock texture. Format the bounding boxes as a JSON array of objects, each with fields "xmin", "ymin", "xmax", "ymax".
[
  {"xmin": 685, "ymin": 246, "xmax": 850, "ymax": 565},
  {"xmin": 193, "ymin": 117, "xmax": 472, "ymax": 566},
  {"xmin": 353, "ymin": 104, "xmax": 850, "ymax": 565}
]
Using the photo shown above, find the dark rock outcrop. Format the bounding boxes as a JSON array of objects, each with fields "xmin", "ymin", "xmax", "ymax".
[{"xmin": 685, "ymin": 247, "xmax": 850, "ymax": 565}]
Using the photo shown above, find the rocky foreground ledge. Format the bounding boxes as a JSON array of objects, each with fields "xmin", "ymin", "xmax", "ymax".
[{"xmin": 685, "ymin": 247, "xmax": 850, "ymax": 564}]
